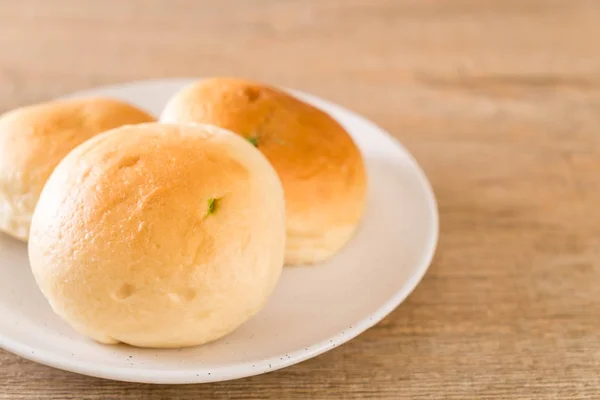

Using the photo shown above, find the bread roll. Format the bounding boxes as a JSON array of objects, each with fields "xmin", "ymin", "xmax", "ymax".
[
  {"xmin": 161, "ymin": 78, "xmax": 367, "ymax": 264},
  {"xmin": 0, "ymin": 97, "xmax": 154, "ymax": 241},
  {"xmin": 29, "ymin": 122, "xmax": 285, "ymax": 348}
]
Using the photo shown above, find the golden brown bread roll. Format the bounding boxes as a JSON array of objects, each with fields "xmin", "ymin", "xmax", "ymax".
[
  {"xmin": 0, "ymin": 97, "xmax": 154, "ymax": 241},
  {"xmin": 28, "ymin": 122, "xmax": 286, "ymax": 348},
  {"xmin": 161, "ymin": 78, "xmax": 367, "ymax": 265}
]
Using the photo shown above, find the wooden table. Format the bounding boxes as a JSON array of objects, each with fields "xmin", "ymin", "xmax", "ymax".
[{"xmin": 1, "ymin": 0, "xmax": 599, "ymax": 398}]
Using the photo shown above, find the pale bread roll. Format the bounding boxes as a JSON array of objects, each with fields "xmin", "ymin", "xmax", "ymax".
[
  {"xmin": 28, "ymin": 123, "xmax": 286, "ymax": 348},
  {"xmin": 0, "ymin": 97, "xmax": 154, "ymax": 241},
  {"xmin": 161, "ymin": 78, "xmax": 367, "ymax": 265}
]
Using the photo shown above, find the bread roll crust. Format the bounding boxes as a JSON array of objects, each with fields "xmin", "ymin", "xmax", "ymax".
[
  {"xmin": 0, "ymin": 97, "xmax": 154, "ymax": 240},
  {"xmin": 29, "ymin": 123, "xmax": 286, "ymax": 348},
  {"xmin": 162, "ymin": 78, "xmax": 367, "ymax": 264}
]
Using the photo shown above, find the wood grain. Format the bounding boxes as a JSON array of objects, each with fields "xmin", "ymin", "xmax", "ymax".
[{"xmin": 1, "ymin": 0, "xmax": 599, "ymax": 398}]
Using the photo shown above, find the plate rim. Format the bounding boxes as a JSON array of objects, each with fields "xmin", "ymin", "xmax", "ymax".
[{"xmin": 0, "ymin": 78, "xmax": 439, "ymax": 384}]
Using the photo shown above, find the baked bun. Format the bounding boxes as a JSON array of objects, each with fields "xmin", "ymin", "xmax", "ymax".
[
  {"xmin": 28, "ymin": 123, "xmax": 286, "ymax": 348},
  {"xmin": 0, "ymin": 97, "xmax": 154, "ymax": 241},
  {"xmin": 161, "ymin": 78, "xmax": 367, "ymax": 264}
]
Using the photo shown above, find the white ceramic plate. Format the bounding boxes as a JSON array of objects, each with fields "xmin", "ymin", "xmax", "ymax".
[{"xmin": 0, "ymin": 79, "xmax": 438, "ymax": 384}]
